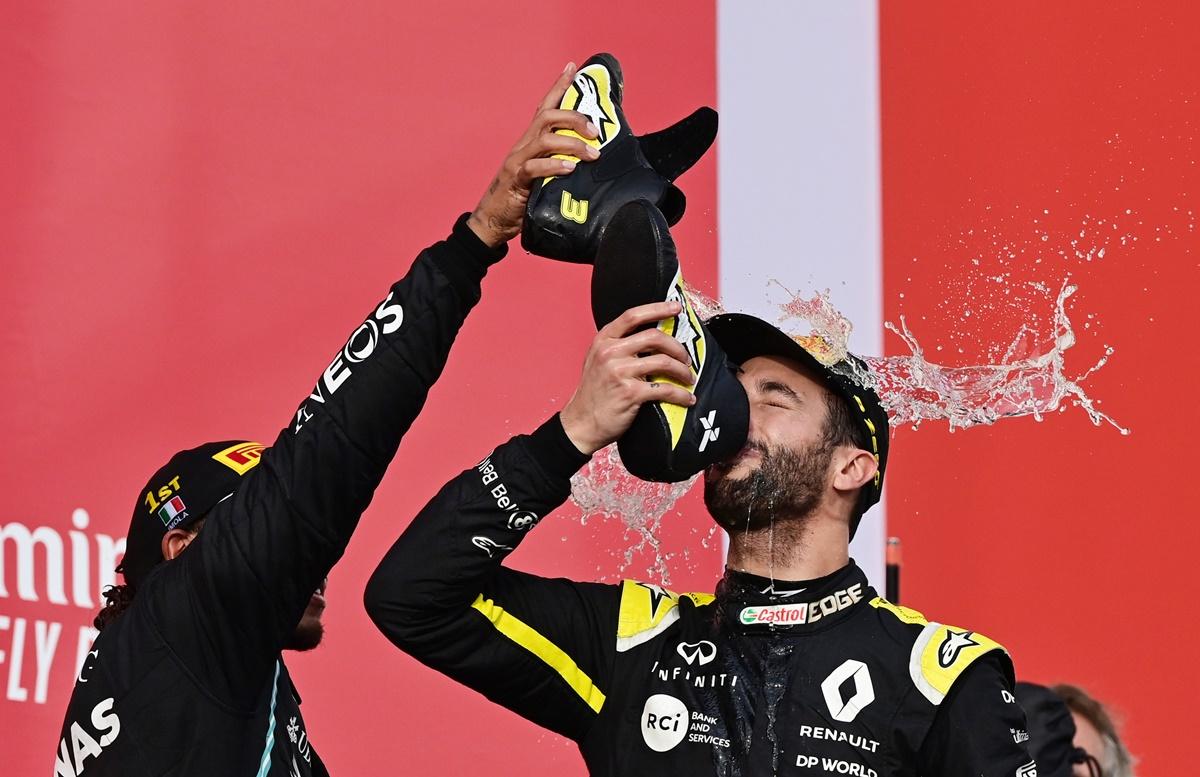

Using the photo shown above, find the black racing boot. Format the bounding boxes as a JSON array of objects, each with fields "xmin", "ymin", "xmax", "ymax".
[
  {"xmin": 591, "ymin": 199, "xmax": 748, "ymax": 482},
  {"xmin": 522, "ymin": 52, "xmax": 718, "ymax": 264}
]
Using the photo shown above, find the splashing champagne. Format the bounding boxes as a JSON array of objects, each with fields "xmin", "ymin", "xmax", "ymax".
[
  {"xmin": 569, "ymin": 277, "xmax": 1125, "ymax": 577},
  {"xmin": 873, "ymin": 282, "xmax": 1124, "ymax": 433}
]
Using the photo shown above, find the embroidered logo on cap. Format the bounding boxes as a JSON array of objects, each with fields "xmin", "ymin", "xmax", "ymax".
[{"xmin": 211, "ymin": 442, "xmax": 265, "ymax": 475}]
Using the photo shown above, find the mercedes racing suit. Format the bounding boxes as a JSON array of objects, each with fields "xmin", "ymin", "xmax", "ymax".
[
  {"xmin": 366, "ymin": 415, "xmax": 1037, "ymax": 777},
  {"xmin": 53, "ymin": 215, "xmax": 504, "ymax": 777}
]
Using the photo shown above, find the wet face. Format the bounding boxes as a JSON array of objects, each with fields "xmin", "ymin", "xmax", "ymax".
[
  {"xmin": 704, "ymin": 355, "xmax": 839, "ymax": 532},
  {"xmin": 284, "ymin": 578, "xmax": 327, "ymax": 652}
]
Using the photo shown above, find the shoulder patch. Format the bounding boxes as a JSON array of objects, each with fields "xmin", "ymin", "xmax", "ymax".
[
  {"xmin": 616, "ymin": 581, "xmax": 714, "ymax": 652},
  {"xmin": 910, "ymin": 623, "xmax": 1006, "ymax": 705},
  {"xmin": 870, "ymin": 598, "xmax": 1006, "ymax": 705}
]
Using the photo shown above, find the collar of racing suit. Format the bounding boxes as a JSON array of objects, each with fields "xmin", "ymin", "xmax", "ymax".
[{"xmin": 715, "ymin": 561, "xmax": 872, "ymax": 634}]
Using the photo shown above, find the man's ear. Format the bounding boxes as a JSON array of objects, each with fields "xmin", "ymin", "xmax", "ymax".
[
  {"xmin": 832, "ymin": 448, "xmax": 879, "ymax": 495},
  {"xmin": 161, "ymin": 527, "xmax": 198, "ymax": 561}
]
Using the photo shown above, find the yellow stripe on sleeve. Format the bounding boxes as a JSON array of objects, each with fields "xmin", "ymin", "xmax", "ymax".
[{"xmin": 470, "ymin": 594, "xmax": 606, "ymax": 714}]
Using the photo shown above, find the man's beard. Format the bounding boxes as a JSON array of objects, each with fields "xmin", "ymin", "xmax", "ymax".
[
  {"xmin": 704, "ymin": 437, "xmax": 835, "ymax": 533},
  {"xmin": 285, "ymin": 615, "xmax": 324, "ymax": 652},
  {"xmin": 284, "ymin": 585, "xmax": 327, "ymax": 652}
]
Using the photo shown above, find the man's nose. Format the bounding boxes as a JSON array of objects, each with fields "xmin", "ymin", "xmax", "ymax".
[{"xmin": 745, "ymin": 405, "xmax": 763, "ymax": 442}]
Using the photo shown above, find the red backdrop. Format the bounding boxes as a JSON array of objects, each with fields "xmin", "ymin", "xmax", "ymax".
[
  {"xmin": 881, "ymin": 2, "xmax": 1199, "ymax": 773},
  {"xmin": 2, "ymin": 2, "xmax": 1197, "ymax": 775},
  {"xmin": 0, "ymin": 3, "xmax": 717, "ymax": 775}
]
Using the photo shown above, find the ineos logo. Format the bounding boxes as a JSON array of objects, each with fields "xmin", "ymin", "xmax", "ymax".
[
  {"xmin": 294, "ymin": 291, "xmax": 404, "ymax": 434},
  {"xmin": 343, "ymin": 320, "xmax": 379, "ymax": 363}
]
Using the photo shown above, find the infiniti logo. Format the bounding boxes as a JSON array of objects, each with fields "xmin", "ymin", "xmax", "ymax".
[{"xmin": 675, "ymin": 640, "xmax": 717, "ymax": 667}]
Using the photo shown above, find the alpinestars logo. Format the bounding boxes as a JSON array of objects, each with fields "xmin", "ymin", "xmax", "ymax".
[
  {"xmin": 637, "ymin": 582, "xmax": 673, "ymax": 620},
  {"xmin": 938, "ymin": 629, "xmax": 980, "ymax": 668},
  {"xmin": 666, "ymin": 281, "xmax": 703, "ymax": 372},
  {"xmin": 570, "ymin": 70, "xmax": 618, "ymax": 145},
  {"xmin": 760, "ymin": 582, "xmax": 806, "ymax": 597},
  {"xmin": 698, "ymin": 411, "xmax": 720, "ymax": 452},
  {"xmin": 471, "ymin": 536, "xmax": 513, "ymax": 558}
]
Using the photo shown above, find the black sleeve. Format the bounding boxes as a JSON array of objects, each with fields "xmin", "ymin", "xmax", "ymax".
[
  {"xmin": 365, "ymin": 414, "xmax": 621, "ymax": 742},
  {"xmin": 152, "ymin": 214, "xmax": 505, "ymax": 701},
  {"xmin": 918, "ymin": 652, "xmax": 1036, "ymax": 776}
]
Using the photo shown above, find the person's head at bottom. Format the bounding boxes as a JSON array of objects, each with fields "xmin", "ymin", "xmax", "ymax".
[
  {"xmin": 97, "ymin": 441, "xmax": 327, "ymax": 650},
  {"xmin": 701, "ymin": 314, "xmax": 889, "ymax": 576},
  {"xmin": 1053, "ymin": 684, "xmax": 1137, "ymax": 777}
]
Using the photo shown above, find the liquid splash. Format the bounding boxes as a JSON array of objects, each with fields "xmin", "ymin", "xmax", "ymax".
[
  {"xmin": 569, "ymin": 446, "xmax": 700, "ymax": 582},
  {"xmin": 825, "ymin": 283, "xmax": 1125, "ymax": 434},
  {"xmin": 875, "ymin": 283, "xmax": 1125, "ymax": 432},
  {"xmin": 568, "ymin": 276, "xmax": 1126, "ymax": 577},
  {"xmin": 727, "ymin": 278, "xmax": 1127, "ymax": 433},
  {"xmin": 567, "ymin": 281, "xmax": 728, "ymax": 583}
]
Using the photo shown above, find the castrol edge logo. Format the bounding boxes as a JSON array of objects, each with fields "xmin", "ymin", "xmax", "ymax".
[{"xmin": 739, "ymin": 584, "xmax": 864, "ymax": 626}]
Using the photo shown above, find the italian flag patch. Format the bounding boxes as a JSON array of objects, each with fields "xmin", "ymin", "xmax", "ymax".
[{"xmin": 157, "ymin": 496, "xmax": 186, "ymax": 528}]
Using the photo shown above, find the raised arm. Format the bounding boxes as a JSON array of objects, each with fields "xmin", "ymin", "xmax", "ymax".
[
  {"xmin": 365, "ymin": 301, "xmax": 696, "ymax": 740},
  {"xmin": 152, "ymin": 65, "xmax": 603, "ymax": 694}
]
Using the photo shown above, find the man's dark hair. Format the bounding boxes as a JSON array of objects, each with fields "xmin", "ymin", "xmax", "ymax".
[
  {"xmin": 94, "ymin": 583, "xmax": 137, "ymax": 631},
  {"xmin": 822, "ymin": 391, "xmax": 873, "ymax": 537}
]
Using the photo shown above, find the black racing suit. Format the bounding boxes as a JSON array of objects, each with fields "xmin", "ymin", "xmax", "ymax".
[
  {"xmin": 53, "ymin": 215, "xmax": 504, "ymax": 777},
  {"xmin": 366, "ymin": 415, "xmax": 1037, "ymax": 777}
]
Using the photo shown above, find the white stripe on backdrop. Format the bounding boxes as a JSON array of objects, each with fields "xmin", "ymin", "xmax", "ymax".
[{"xmin": 717, "ymin": 0, "xmax": 885, "ymax": 586}]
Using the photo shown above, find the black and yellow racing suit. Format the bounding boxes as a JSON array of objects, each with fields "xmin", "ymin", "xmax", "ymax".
[{"xmin": 366, "ymin": 414, "xmax": 1037, "ymax": 776}]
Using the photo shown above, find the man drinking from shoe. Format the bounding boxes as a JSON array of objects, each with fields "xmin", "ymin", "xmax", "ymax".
[{"xmin": 366, "ymin": 237, "xmax": 1036, "ymax": 777}]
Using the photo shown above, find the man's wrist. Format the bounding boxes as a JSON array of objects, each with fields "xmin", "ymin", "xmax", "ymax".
[
  {"xmin": 529, "ymin": 414, "xmax": 594, "ymax": 479},
  {"xmin": 466, "ymin": 210, "xmax": 507, "ymax": 249},
  {"xmin": 559, "ymin": 405, "xmax": 604, "ymax": 456}
]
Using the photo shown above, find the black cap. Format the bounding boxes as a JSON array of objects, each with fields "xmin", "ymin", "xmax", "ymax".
[
  {"xmin": 118, "ymin": 441, "xmax": 265, "ymax": 587},
  {"xmin": 705, "ymin": 313, "xmax": 890, "ymax": 519},
  {"xmin": 1014, "ymin": 682, "xmax": 1080, "ymax": 777}
]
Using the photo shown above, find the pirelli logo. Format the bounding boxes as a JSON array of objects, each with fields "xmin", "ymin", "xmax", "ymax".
[{"xmin": 211, "ymin": 442, "xmax": 266, "ymax": 475}]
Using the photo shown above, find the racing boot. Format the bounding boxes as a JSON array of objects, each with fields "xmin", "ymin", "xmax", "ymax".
[
  {"xmin": 522, "ymin": 52, "xmax": 718, "ymax": 264},
  {"xmin": 591, "ymin": 199, "xmax": 748, "ymax": 482}
]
